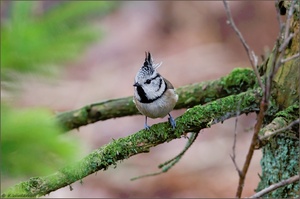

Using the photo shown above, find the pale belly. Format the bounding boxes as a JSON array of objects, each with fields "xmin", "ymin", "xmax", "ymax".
[{"xmin": 134, "ymin": 89, "xmax": 178, "ymax": 118}]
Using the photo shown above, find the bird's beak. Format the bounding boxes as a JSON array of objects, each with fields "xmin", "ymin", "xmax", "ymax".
[{"xmin": 133, "ymin": 82, "xmax": 139, "ymax": 87}]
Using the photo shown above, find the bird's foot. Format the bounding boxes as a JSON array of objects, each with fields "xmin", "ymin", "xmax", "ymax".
[
  {"xmin": 144, "ymin": 124, "xmax": 151, "ymax": 130},
  {"xmin": 144, "ymin": 116, "xmax": 151, "ymax": 130},
  {"xmin": 168, "ymin": 113, "xmax": 176, "ymax": 130}
]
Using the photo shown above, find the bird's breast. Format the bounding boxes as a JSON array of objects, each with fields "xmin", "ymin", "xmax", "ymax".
[{"xmin": 134, "ymin": 89, "xmax": 178, "ymax": 118}]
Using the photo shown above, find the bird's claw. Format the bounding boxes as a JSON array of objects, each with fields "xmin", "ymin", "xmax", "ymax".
[
  {"xmin": 144, "ymin": 124, "xmax": 151, "ymax": 130},
  {"xmin": 168, "ymin": 114, "xmax": 176, "ymax": 130}
]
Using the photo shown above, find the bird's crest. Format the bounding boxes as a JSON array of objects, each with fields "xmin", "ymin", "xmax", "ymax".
[{"xmin": 143, "ymin": 51, "xmax": 162, "ymax": 71}]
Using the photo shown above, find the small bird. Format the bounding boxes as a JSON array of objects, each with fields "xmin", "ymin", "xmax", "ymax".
[{"xmin": 133, "ymin": 52, "xmax": 178, "ymax": 130}]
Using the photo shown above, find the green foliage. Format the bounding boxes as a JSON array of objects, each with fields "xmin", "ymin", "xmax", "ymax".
[
  {"xmin": 1, "ymin": 1, "xmax": 118, "ymax": 77},
  {"xmin": 1, "ymin": 104, "xmax": 80, "ymax": 177},
  {"xmin": 0, "ymin": 1, "xmax": 119, "ymax": 181}
]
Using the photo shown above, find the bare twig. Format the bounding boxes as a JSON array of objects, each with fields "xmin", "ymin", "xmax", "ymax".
[
  {"xmin": 239, "ymin": 0, "xmax": 296, "ymax": 196},
  {"xmin": 283, "ymin": 0, "xmax": 295, "ymax": 40},
  {"xmin": 275, "ymin": 1, "xmax": 284, "ymax": 31},
  {"xmin": 259, "ymin": 119, "xmax": 299, "ymax": 141},
  {"xmin": 131, "ymin": 132, "xmax": 199, "ymax": 181},
  {"xmin": 275, "ymin": 0, "xmax": 296, "ymax": 70},
  {"xmin": 235, "ymin": 1, "xmax": 297, "ymax": 197},
  {"xmin": 281, "ymin": 53, "xmax": 300, "ymax": 63},
  {"xmin": 267, "ymin": 0, "xmax": 296, "ymax": 101},
  {"xmin": 223, "ymin": 0, "xmax": 263, "ymax": 91},
  {"xmin": 254, "ymin": 105, "xmax": 299, "ymax": 150},
  {"xmin": 278, "ymin": 33, "xmax": 294, "ymax": 52},
  {"xmin": 230, "ymin": 100, "xmax": 242, "ymax": 177},
  {"xmin": 236, "ymin": 101, "xmax": 267, "ymax": 198},
  {"xmin": 248, "ymin": 175, "xmax": 299, "ymax": 198},
  {"xmin": 222, "ymin": 1, "xmax": 269, "ymax": 197}
]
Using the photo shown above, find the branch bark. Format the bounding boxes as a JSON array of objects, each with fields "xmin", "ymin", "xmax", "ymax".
[
  {"xmin": 2, "ymin": 88, "xmax": 262, "ymax": 198},
  {"xmin": 249, "ymin": 175, "xmax": 299, "ymax": 198},
  {"xmin": 255, "ymin": 104, "xmax": 299, "ymax": 149},
  {"xmin": 56, "ymin": 68, "xmax": 257, "ymax": 131}
]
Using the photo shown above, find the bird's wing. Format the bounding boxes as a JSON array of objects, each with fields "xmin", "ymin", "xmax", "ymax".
[{"xmin": 163, "ymin": 77, "xmax": 174, "ymax": 89}]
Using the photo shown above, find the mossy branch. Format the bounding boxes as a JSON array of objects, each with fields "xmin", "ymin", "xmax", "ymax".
[
  {"xmin": 56, "ymin": 68, "xmax": 257, "ymax": 131},
  {"xmin": 255, "ymin": 104, "xmax": 299, "ymax": 149},
  {"xmin": 2, "ymin": 88, "xmax": 262, "ymax": 198}
]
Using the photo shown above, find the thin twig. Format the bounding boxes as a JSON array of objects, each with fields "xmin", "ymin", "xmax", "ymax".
[
  {"xmin": 131, "ymin": 132, "xmax": 199, "ymax": 181},
  {"xmin": 236, "ymin": 101, "xmax": 267, "ymax": 198},
  {"xmin": 158, "ymin": 132, "xmax": 198, "ymax": 169},
  {"xmin": 268, "ymin": 0, "xmax": 296, "ymax": 101},
  {"xmin": 221, "ymin": 1, "xmax": 293, "ymax": 197},
  {"xmin": 223, "ymin": 0, "xmax": 263, "ymax": 91},
  {"xmin": 275, "ymin": 0, "xmax": 296, "ymax": 65},
  {"xmin": 275, "ymin": 1, "xmax": 284, "ymax": 31},
  {"xmin": 241, "ymin": 1, "xmax": 297, "ymax": 198},
  {"xmin": 284, "ymin": 0, "xmax": 295, "ymax": 40},
  {"xmin": 236, "ymin": 0, "xmax": 296, "ymax": 196},
  {"xmin": 222, "ymin": 1, "xmax": 268, "ymax": 197},
  {"xmin": 281, "ymin": 53, "xmax": 300, "ymax": 63},
  {"xmin": 230, "ymin": 99, "xmax": 242, "ymax": 177},
  {"xmin": 248, "ymin": 175, "xmax": 299, "ymax": 198},
  {"xmin": 278, "ymin": 32, "xmax": 294, "ymax": 52},
  {"xmin": 259, "ymin": 119, "xmax": 299, "ymax": 141}
]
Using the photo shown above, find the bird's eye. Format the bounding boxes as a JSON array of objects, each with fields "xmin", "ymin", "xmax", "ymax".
[{"xmin": 145, "ymin": 79, "xmax": 151, "ymax": 84}]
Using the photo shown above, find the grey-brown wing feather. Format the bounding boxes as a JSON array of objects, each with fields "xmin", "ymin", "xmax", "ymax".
[{"xmin": 163, "ymin": 77, "xmax": 174, "ymax": 89}]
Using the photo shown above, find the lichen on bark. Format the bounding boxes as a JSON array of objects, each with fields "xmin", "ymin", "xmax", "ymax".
[{"xmin": 255, "ymin": 2, "xmax": 299, "ymax": 197}]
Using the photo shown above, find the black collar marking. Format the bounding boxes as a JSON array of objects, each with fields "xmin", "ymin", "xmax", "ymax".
[{"xmin": 137, "ymin": 81, "xmax": 168, "ymax": 104}]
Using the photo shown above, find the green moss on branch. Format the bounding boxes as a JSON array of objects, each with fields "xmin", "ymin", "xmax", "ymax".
[
  {"xmin": 56, "ymin": 68, "xmax": 256, "ymax": 131},
  {"xmin": 256, "ymin": 104, "xmax": 299, "ymax": 198},
  {"xmin": 255, "ymin": 104, "xmax": 299, "ymax": 148},
  {"xmin": 2, "ymin": 88, "xmax": 261, "ymax": 198}
]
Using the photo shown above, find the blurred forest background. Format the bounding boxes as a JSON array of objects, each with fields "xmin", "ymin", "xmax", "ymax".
[{"xmin": 1, "ymin": 1, "xmax": 279, "ymax": 198}]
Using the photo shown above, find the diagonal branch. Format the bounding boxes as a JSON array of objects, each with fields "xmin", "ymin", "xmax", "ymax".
[
  {"xmin": 222, "ymin": 1, "xmax": 266, "ymax": 198},
  {"xmin": 259, "ymin": 119, "xmax": 299, "ymax": 142},
  {"xmin": 222, "ymin": 0, "xmax": 263, "ymax": 91},
  {"xmin": 267, "ymin": 0, "xmax": 296, "ymax": 102},
  {"xmin": 230, "ymin": 99, "xmax": 242, "ymax": 177},
  {"xmin": 248, "ymin": 175, "xmax": 299, "ymax": 198},
  {"xmin": 131, "ymin": 132, "xmax": 199, "ymax": 181},
  {"xmin": 254, "ymin": 104, "xmax": 299, "ymax": 149},
  {"xmin": 2, "ymin": 88, "xmax": 262, "ymax": 198},
  {"xmin": 281, "ymin": 53, "xmax": 300, "ymax": 63},
  {"xmin": 56, "ymin": 68, "xmax": 256, "ymax": 131}
]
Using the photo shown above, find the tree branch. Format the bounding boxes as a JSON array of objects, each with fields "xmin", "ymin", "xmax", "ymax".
[
  {"xmin": 230, "ymin": 100, "xmax": 242, "ymax": 177},
  {"xmin": 281, "ymin": 52, "xmax": 300, "ymax": 63},
  {"xmin": 267, "ymin": 0, "xmax": 296, "ymax": 102},
  {"xmin": 259, "ymin": 119, "xmax": 299, "ymax": 142},
  {"xmin": 56, "ymin": 68, "xmax": 256, "ymax": 131},
  {"xmin": 222, "ymin": 1, "xmax": 269, "ymax": 197},
  {"xmin": 2, "ymin": 88, "xmax": 262, "ymax": 198},
  {"xmin": 131, "ymin": 132, "xmax": 199, "ymax": 181},
  {"xmin": 255, "ymin": 104, "xmax": 299, "ymax": 149},
  {"xmin": 249, "ymin": 175, "xmax": 299, "ymax": 198}
]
